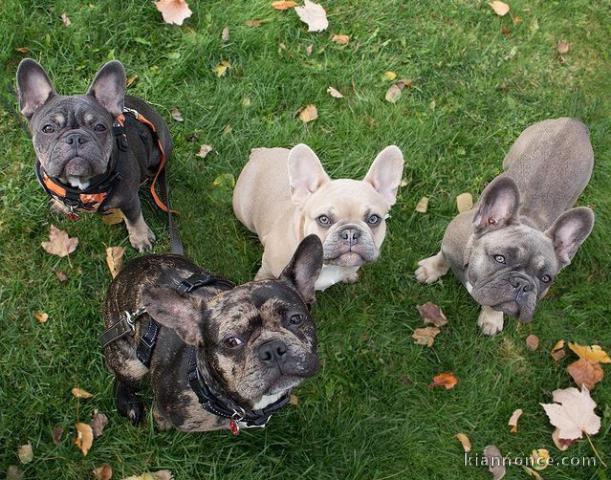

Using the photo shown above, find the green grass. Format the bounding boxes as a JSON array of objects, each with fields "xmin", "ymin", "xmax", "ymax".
[{"xmin": 1, "ymin": 0, "xmax": 609, "ymax": 478}]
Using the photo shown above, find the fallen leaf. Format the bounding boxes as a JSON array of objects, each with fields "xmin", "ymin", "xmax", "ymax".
[
  {"xmin": 456, "ymin": 192, "xmax": 474, "ymax": 213},
  {"xmin": 71, "ymin": 387, "xmax": 93, "ymax": 399},
  {"xmin": 222, "ymin": 125, "xmax": 233, "ymax": 135},
  {"xmin": 196, "ymin": 144, "xmax": 214, "ymax": 158},
  {"xmin": 522, "ymin": 466, "xmax": 543, "ymax": 480},
  {"xmin": 385, "ymin": 83, "xmax": 403, "ymax": 104},
  {"xmin": 93, "ymin": 464, "xmax": 113, "ymax": 480},
  {"xmin": 41, "ymin": 225, "xmax": 78, "ymax": 258},
  {"xmin": 501, "ymin": 25, "xmax": 511, "ymax": 36},
  {"xmin": 170, "ymin": 107, "xmax": 183, "ymax": 122},
  {"xmin": 122, "ymin": 471, "xmax": 174, "ymax": 480},
  {"xmin": 326, "ymin": 86, "xmax": 343, "ymax": 98},
  {"xmin": 568, "ymin": 343, "xmax": 610, "ymax": 364},
  {"xmin": 508, "ymin": 408, "xmax": 523, "ymax": 433},
  {"xmin": 16, "ymin": 47, "xmax": 29, "ymax": 54},
  {"xmin": 272, "ymin": 0, "xmax": 297, "ymax": 10},
  {"xmin": 295, "ymin": 0, "xmax": 328, "ymax": 32},
  {"xmin": 306, "ymin": 44, "xmax": 313, "ymax": 55},
  {"xmin": 526, "ymin": 334, "xmax": 539, "ymax": 351},
  {"xmin": 298, "ymin": 104, "xmax": 318, "ymax": 123},
  {"xmin": 383, "ymin": 71, "xmax": 397, "ymax": 81},
  {"xmin": 289, "ymin": 394, "xmax": 299, "ymax": 406},
  {"xmin": 155, "ymin": 0, "xmax": 192, "ymax": 25},
  {"xmin": 126, "ymin": 74, "xmax": 139, "ymax": 88},
  {"xmin": 55, "ymin": 270, "xmax": 69, "ymax": 282},
  {"xmin": 430, "ymin": 372, "xmax": 458, "ymax": 390},
  {"xmin": 212, "ymin": 173, "xmax": 236, "ymax": 189},
  {"xmin": 541, "ymin": 386, "xmax": 601, "ymax": 443},
  {"xmin": 483, "ymin": 445, "xmax": 506, "ymax": 480},
  {"xmin": 551, "ymin": 339, "xmax": 566, "ymax": 362},
  {"xmin": 74, "ymin": 422, "xmax": 94, "ymax": 456},
  {"xmin": 17, "ymin": 443, "xmax": 33, "ymax": 464},
  {"xmin": 416, "ymin": 302, "xmax": 448, "ymax": 327},
  {"xmin": 412, "ymin": 326, "xmax": 441, "ymax": 347},
  {"xmin": 213, "ymin": 60, "xmax": 231, "ymax": 77},
  {"xmin": 52, "ymin": 426, "xmax": 64, "ymax": 445},
  {"xmin": 557, "ymin": 41, "xmax": 570, "ymax": 55},
  {"xmin": 331, "ymin": 34, "xmax": 350, "ymax": 45},
  {"xmin": 106, "ymin": 246, "xmax": 125, "ymax": 279},
  {"xmin": 455, "ymin": 433, "xmax": 472, "ymax": 452},
  {"xmin": 552, "ymin": 428, "xmax": 574, "ymax": 451},
  {"xmin": 244, "ymin": 19, "xmax": 263, "ymax": 27},
  {"xmin": 61, "ymin": 12, "xmax": 72, "ymax": 26},
  {"xmin": 34, "ymin": 310, "xmax": 48, "ymax": 323},
  {"xmin": 415, "ymin": 196, "xmax": 429, "ymax": 213},
  {"xmin": 567, "ymin": 359, "xmax": 603, "ymax": 390},
  {"xmin": 102, "ymin": 208, "xmax": 124, "ymax": 225},
  {"xmin": 221, "ymin": 26, "xmax": 230, "ymax": 42},
  {"xmin": 488, "ymin": 1, "xmax": 509, "ymax": 16},
  {"xmin": 6, "ymin": 466, "xmax": 23, "ymax": 480},
  {"xmin": 91, "ymin": 410, "xmax": 108, "ymax": 438},
  {"xmin": 530, "ymin": 449, "xmax": 550, "ymax": 471}
]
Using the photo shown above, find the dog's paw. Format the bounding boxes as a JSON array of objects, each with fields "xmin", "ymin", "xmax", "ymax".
[
  {"xmin": 129, "ymin": 225, "xmax": 156, "ymax": 252},
  {"xmin": 477, "ymin": 307, "xmax": 504, "ymax": 336},
  {"xmin": 415, "ymin": 252, "xmax": 449, "ymax": 284},
  {"xmin": 153, "ymin": 406, "xmax": 173, "ymax": 431},
  {"xmin": 116, "ymin": 383, "xmax": 145, "ymax": 424}
]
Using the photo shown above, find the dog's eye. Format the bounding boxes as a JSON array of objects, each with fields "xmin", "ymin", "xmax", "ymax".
[
  {"xmin": 541, "ymin": 274, "xmax": 551, "ymax": 283},
  {"xmin": 288, "ymin": 313, "xmax": 305, "ymax": 326},
  {"xmin": 366, "ymin": 214, "xmax": 381, "ymax": 225},
  {"xmin": 493, "ymin": 254, "xmax": 506, "ymax": 264},
  {"xmin": 223, "ymin": 336, "xmax": 243, "ymax": 349},
  {"xmin": 94, "ymin": 123, "xmax": 107, "ymax": 132},
  {"xmin": 42, "ymin": 124, "xmax": 55, "ymax": 134},
  {"xmin": 317, "ymin": 215, "xmax": 331, "ymax": 226}
]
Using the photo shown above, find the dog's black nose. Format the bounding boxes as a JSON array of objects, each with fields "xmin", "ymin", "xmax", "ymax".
[
  {"xmin": 258, "ymin": 340, "xmax": 288, "ymax": 366},
  {"xmin": 340, "ymin": 228, "xmax": 360, "ymax": 246},
  {"xmin": 65, "ymin": 132, "xmax": 88, "ymax": 146}
]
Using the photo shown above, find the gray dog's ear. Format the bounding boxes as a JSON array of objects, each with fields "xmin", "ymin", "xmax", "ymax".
[
  {"xmin": 288, "ymin": 144, "xmax": 330, "ymax": 206},
  {"xmin": 141, "ymin": 287, "xmax": 204, "ymax": 346},
  {"xmin": 363, "ymin": 145, "xmax": 404, "ymax": 205},
  {"xmin": 16, "ymin": 59, "xmax": 56, "ymax": 119},
  {"xmin": 280, "ymin": 235, "xmax": 323, "ymax": 304},
  {"xmin": 473, "ymin": 176, "xmax": 520, "ymax": 233},
  {"xmin": 87, "ymin": 60, "xmax": 126, "ymax": 116},
  {"xmin": 546, "ymin": 207, "xmax": 594, "ymax": 267}
]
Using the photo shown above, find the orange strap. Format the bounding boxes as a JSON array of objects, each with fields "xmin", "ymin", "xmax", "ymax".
[{"xmin": 42, "ymin": 173, "xmax": 107, "ymax": 211}]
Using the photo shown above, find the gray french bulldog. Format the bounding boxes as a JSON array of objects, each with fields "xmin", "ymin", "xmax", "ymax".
[
  {"xmin": 416, "ymin": 118, "xmax": 595, "ymax": 335},
  {"xmin": 103, "ymin": 235, "xmax": 323, "ymax": 432},
  {"xmin": 16, "ymin": 58, "xmax": 172, "ymax": 251}
]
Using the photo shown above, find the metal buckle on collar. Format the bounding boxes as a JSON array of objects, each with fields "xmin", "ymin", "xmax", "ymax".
[{"xmin": 123, "ymin": 107, "xmax": 141, "ymax": 119}]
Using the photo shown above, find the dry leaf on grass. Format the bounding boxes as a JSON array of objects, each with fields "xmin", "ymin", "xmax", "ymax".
[
  {"xmin": 61, "ymin": 13, "xmax": 71, "ymax": 26},
  {"xmin": 430, "ymin": 372, "xmax": 458, "ymax": 390},
  {"xmin": 415, "ymin": 196, "xmax": 429, "ymax": 213},
  {"xmin": 526, "ymin": 334, "xmax": 539, "ymax": 351},
  {"xmin": 155, "ymin": 0, "xmax": 192, "ymax": 25},
  {"xmin": 416, "ymin": 302, "xmax": 448, "ymax": 327},
  {"xmin": 102, "ymin": 209, "xmax": 124, "ymax": 225},
  {"xmin": 552, "ymin": 428, "xmax": 573, "ymax": 451},
  {"xmin": 74, "ymin": 422, "xmax": 94, "ymax": 456},
  {"xmin": 383, "ymin": 71, "xmax": 397, "ymax": 81},
  {"xmin": 52, "ymin": 426, "xmax": 64, "ymax": 445},
  {"xmin": 34, "ymin": 311, "xmax": 48, "ymax": 323},
  {"xmin": 126, "ymin": 74, "xmax": 139, "ymax": 88},
  {"xmin": 213, "ymin": 60, "xmax": 231, "ymax": 77},
  {"xmin": 71, "ymin": 387, "xmax": 93, "ymax": 399},
  {"xmin": 508, "ymin": 408, "xmax": 523, "ymax": 432},
  {"xmin": 567, "ymin": 359, "xmax": 603, "ymax": 390},
  {"xmin": 55, "ymin": 270, "xmax": 69, "ymax": 282},
  {"xmin": 245, "ymin": 19, "xmax": 263, "ymax": 27},
  {"xmin": 106, "ymin": 246, "xmax": 125, "ymax": 279},
  {"xmin": 212, "ymin": 173, "xmax": 235, "ymax": 189},
  {"xmin": 298, "ymin": 104, "xmax": 318, "ymax": 123},
  {"xmin": 541, "ymin": 386, "xmax": 601, "ymax": 444},
  {"xmin": 568, "ymin": 343, "xmax": 611, "ymax": 363},
  {"xmin": 488, "ymin": 1, "xmax": 509, "ymax": 16},
  {"xmin": 483, "ymin": 445, "xmax": 506, "ymax": 480},
  {"xmin": 91, "ymin": 410, "xmax": 108, "ymax": 438},
  {"xmin": 122, "ymin": 471, "xmax": 174, "ymax": 480},
  {"xmin": 327, "ymin": 86, "xmax": 343, "ymax": 98},
  {"xmin": 455, "ymin": 433, "xmax": 472, "ymax": 452},
  {"xmin": 196, "ymin": 144, "xmax": 214, "ymax": 158},
  {"xmin": 41, "ymin": 225, "xmax": 78, "ymax": 258},
  {"xmin": 170, "ymin": 107, "xmax": 183, "ymax": 122},
  {"xmin": 272, "ymin": 0, "xmax": 297, "ymax": 10},
  {"xmin": 6, "ymin": 466, "xmax": 23, "ymax": 480},
  {"xmin": 385, "ymin": 84, "xmax": 403, "ymax": 104},
  {"xmin": 331, "ymin": 34, "xmax": 349, "ymax": 45},
  {"xmin": 522, "ymin": 466, "xmax": 544, "ymax": 480},
  {"xmin": 456, "ymin": 192, "xmax": 473, "ymax": 213},
  {"xmin": 530, "ymin": 449, "xmax": 550, "ymax": 471},
  {"xmin": 557, "ymin": 41, "xmax": 570, "ymax": 54},
  {"xmin": 221, "ymin": 26, "xmax": 230, "ymax": 42},
  {"xmin": 289, "ymin": 394, "xmax": 299, "ymax": 406},
  {"xmin": 93, "ymin": 464, "xmax": 113, "ymax": 480},
  {"xmin": 412, "ymin": 327, "xmax": 441, "ymax": 347},
  {"xmin": 551, "ymin": 339, "xmax": 566, "ymax": 362},
  {"xmin": 17, "ymin": 443, "xmax": 33, "ymax": 464},
  {"xmin": 295, "ymin": 0, "xmax": 328, "ymax": 32},
  {"xmin": 16, "ymin": 47, "xmax": 29, "ymax": 53}
]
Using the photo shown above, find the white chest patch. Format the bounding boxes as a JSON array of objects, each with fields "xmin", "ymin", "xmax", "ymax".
[
  {"xmin": 67, "ymin": 177, "xmax": 90, "ymax": 190},
  {"xmin": 465, "ymin": 281, "xmax": 473, "ymax": 294},
  {"xmin": 315, "ymin": 265, "xmax": 359, "ymax": 291},
  {"xmin": 252, "ymin": 392, "xmax": 284, "ymax": 410}
]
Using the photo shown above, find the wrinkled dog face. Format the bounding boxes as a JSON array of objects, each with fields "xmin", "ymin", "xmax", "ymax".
[
  {"xmin": 17, "ymin": 59, "xmax": 126, "ymax": 189},
  {"xmin": 288, "ymin": 144, "xmax": 404, "ymax": 268},
  {"xmin": 465, "ymin": 177, "xmax": 594, "ymax": 322}
]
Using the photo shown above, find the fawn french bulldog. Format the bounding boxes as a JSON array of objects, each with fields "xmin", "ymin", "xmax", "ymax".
[
  {"xmin": 233, "ymin": 144, "xmax": 404, "ymax": 290},
  {"xmin": 416, "ymin": 118, "xmax": 595, "ymax": 335},
  {"xmin": 16, "ymin": 59, "xmax": 172, "ymax": 251},
  {"xmin": 102, "ymin": 235, "xmax": 323, "ymax": 433}
]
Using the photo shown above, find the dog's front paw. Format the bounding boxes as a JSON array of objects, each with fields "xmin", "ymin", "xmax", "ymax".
[
  {"xmin": 477, "ymin": 307, "xmax": 504, "ymax": 336},
  {"xmin": 415, "ymin": 252, "xmax": 449, "ymax": 284},
  {"xmin": 116, "ymin": 382, "xmax": 145, "ymax": 425},
  {"xmin": 129, "ymin": 225, "xmax": 156, "ymax": 252}
]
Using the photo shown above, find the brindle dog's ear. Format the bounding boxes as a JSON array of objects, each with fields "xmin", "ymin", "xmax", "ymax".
[
  {"xmin": 141, "ymin": 287, "xmax": 204, "ymax": 346},
  {"xmin": 280, "ymin": 235, "xmax": 323, "ymax": 305},
  {"xmin": 87, "ymin": 60, "xmax": 126, "ymax": 117},
  {"xmin": 473, "ymin": 176, "xmax": 520, "ymax": 234},
  {"xmin": 546, "ymin": 207, "xmax": 595, "ymax": 267},
  {"xmin": 16, "ymin": 59, "xmax": 56, "ymax": 119}
]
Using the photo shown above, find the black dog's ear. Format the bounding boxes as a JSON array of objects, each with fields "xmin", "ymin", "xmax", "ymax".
[
  {"xmin": 87, "ymin": 60, "xmax": 126, "ymax": 116},
  {"xmin": 546, "ymin": 207, "xmax": 595, "ymax": 267},
  {"xmin": 141, "ymin": 286, "xmax": 204, "ymax": 346},
  {"xmin": 16, "ymin": 59, "xmax": 56, "ymax": 119},
  {"xmin": 280, "ymin": 235, "xmax": 323, "ymax": 305},
  {"xmin": 473, "ymin": 176, "xmax": 520, "ymax": 233}
]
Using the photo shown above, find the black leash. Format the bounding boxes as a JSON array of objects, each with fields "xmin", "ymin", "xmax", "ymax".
[{"xmin": 157, "ymin": 164, "xmax": 183, "ymax": 255}]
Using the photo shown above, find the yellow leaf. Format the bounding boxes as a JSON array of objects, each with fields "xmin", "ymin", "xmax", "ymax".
[
  {"xmin": 383, "ymin": 71, "xmax": 397, "ymax": 81},
  {"xmin": 74, "ymin": 422, "xmax": 94, "ymax": 456},
  {"xmin": 213, "ymin": 60, "xmax": 231, "ymax": 77},
  {"xmin": 102, "ymin": 208, "xmax": 124, "ymax": 225},
  {"xmin": 298, "ymin": 104, "xmax": 318, "ymax": 123},
  {"xmin": 508, "ymin": 408, "xmax": 523, "ymax": 433},
  {"xmin": 71, "ymin": 387, "xmax": 94, "ymax": 399},
  {"xmin": 488, "ymin": 1, "xmax": 510, "ymax": 16},
  {"xmin": 568, "ymin": 343, "xmax": 611, "ymax": 364},
  {"xmin": 530, "ymin": 449, "xmax": 550, "ymax": 471},
  {"xmin": 105, "ymin": 246, "xmax": 125, "ymax": 279},
  {"xmin": 34, "ymin": 311, "xmax": 49, "ymax": 323},
  {"xmin": 415, "ymin": 196, "xmax": 429, "ymax": 213},
  {"xmin": 454, "ymin": 433, "xmax": 472, "ymax": 452}
]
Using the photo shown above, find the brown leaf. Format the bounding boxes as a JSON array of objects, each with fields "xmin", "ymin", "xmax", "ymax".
[
  {"xmin": 526, "ymin": 334, "xmax": 539, "ymax": 351},
  {"xmin": 551, "ymin": 339, "xmax": 566, "ymax": 362},
  {"xmin": 41, "ymin": 225, "xmax": 78, "ymax": 258},
  {"xmin": 272, "ymin": 0, "xmax": 297, "ymax": 10},
  {"xmin": 52, "ymin": 426, "xmax": 64, "ymax": 446},
  {"xmin": 488, "ymin": 1, "xmax": 509, "ymax": 16},
  {"xmin": 106, "ymin": 246, "xmax": 125, "ymax": 279},
  {"xmin": 102, "ymin": 208, "xmax": 124, "ymax": 225},
  {"xmin": 92, "ymin": 464, "xmax": 113, "ymax": 480},
  {"xmin": 295, "ymin": 0, "xmax": 328, "ymax": 32},
  {"xmin": 415, "ymin": 196, "xmax": 429, "ymax": 213},
  {"xmin": 91, "ymin": 410, "xmax": 109, "ymax": 438},
  {"xmin": 430, "ymin": 372, "xmax": 458, "ymax": 390},
  {"xmin": 552, "ymin": 428, "xmax": 574, "ymax": 451},
  {"xmin": 557, "ymin": 41, "xmax": 570, "ymax": 55},
  {"xmin": 297, "ymin": 104, "xmax": 318, "ymax": 123},
  {"xmin": 512, "ymin": 16, "xmax": 522, "ymax": 25},
  {"xmin": 501, "ymin": 25, "xmax": 511, "ymax": 36},
  {"xmin": 196, "ymin": 144, "xmax": 214, "ymax": 158},
  {"xmin": 155, "ymin": 0, "xmax": 193, "ymax": 25},
  {"xmin": 71, "ymin": 387, "xmax": 93, "ymax": 399},
  {"xmin": 331, "ymin": 34, "xmax": 350, "ymax": 45},
  {"xmin": 289, "ymin": 394, "xmax": 299, "ymax": 406},
  {"xmin": 412, "ymin": 326, "xmax": 441, "ymax": 347},
  {"xmin": 508, "ymin": 408, "xmax": 523, "ymax": 433},
  {"xmin": 455, "ymin": 433, "xmax": 472, "ymax": 452},
  {"xmin": 17, "ymin": 443, "xmax": 33, "ymax": 464},
  {"xmin": 221, "ymin": 26, "xmax": 230, "ymax": 42},
  {"xmin": 170, "ymin": 107, "xmax": 183, "ymax": 122},
  {"xmin": 456, "ymin": 192, "xmax": 473, "ymax": 213},
  {"xmin": 6, "ymin": 466, "xmax": 23, "ymax": 480},
  {"xmin": 567, "ymin": 359, "xmax": 604, "ymax": 390},
  {"xmin": 61, "ymin": 13, "xmax": 72, "ymax": 26},
  {"xmin": 34, "ymin": 310, "xmax": 49, "ymax": 323},
  {"xmin": 16, "ymin": 47, "xmax": 29, "ymax": 53},
  {"xmin": 55, "ymin": 270, "xmax": 69, "ymax": 282},
  {"xmin": 416, "ymin": 302, "xmax": 448, "ymax": 327},
  {"xmin": 74, "ymin": 422, "xmax": 94, "ymax": 456},
  {"xmin": 326, "ymin": 86, "xmax": 343, "ymax": 98},
  {"xmin": 244, "ymin": 19, "xmax": 263, "ymax": 27},
  {"xmin": 483, "ymin": 445, "xmax": 506, "ymax": 480}
]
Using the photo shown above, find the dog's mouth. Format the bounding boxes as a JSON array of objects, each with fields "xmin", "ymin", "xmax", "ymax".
[
  {"xmin": 492, "ymin": 301, "xmax": 535, "ymax": 323},
  {"xmin": 324, "ymin": 251, "xmax": 366, "ymax": 267}
]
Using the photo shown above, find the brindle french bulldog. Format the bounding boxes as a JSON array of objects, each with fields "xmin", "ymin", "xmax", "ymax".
[{"xmin": 103, "ymin": 235, "xmax": 323, "ymax": 432}]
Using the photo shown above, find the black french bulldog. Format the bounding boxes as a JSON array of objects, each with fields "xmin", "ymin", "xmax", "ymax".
[
  {"xmin": 102, "ymin": 235, "xmax": 323, "ymax": 433},
  {"xmin": 16, "ymin": 59, "xmax": 172, "ymax": 251}
]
